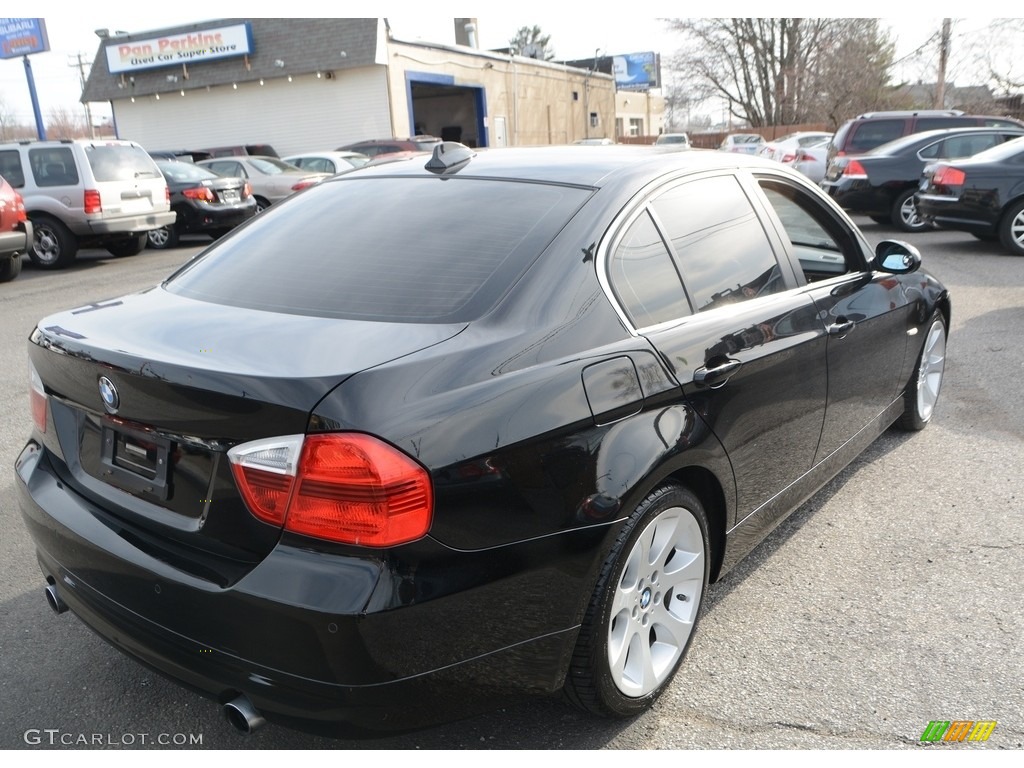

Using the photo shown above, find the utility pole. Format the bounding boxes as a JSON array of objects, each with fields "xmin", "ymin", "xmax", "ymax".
[
  {"xmin": 68, "ymin": 52, "xmax": 95, "ymax": 138},
  {"xmin": 935, "ymin": 18, "xmax": 951, "ymax": 109}
]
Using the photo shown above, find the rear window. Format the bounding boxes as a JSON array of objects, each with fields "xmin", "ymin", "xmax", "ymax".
[
  {"xmin": 165, "ymin": 176, "xmax": 591, "ymax": 322},
  {"xmin": 847, "ymin": 120, "xmax": 905, "ymax": 153},
  {"xmin": 86, "ymin": 144, "xmax": 162, "ymax": 181}
]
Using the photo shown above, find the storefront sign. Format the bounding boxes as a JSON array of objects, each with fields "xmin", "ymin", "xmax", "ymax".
[
  {"xmin": 0, "ymin": 18, "xmax": 49, "ymax": 59},
  {"xmin": 105, "ymin": 22, "xmax": 253, "ymax": 73}
]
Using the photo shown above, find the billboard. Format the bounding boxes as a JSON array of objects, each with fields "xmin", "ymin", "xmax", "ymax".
[
  {"xmin": 104, "ymin": 22, "xmax": 253, "ymax": 73},
  {"xmin": 613, "ymin": 52, "xmax": 658, "ymax": 91},
  {"xmin": 0, "ymin": 18, "xmax": 50, "ymax": 59}
]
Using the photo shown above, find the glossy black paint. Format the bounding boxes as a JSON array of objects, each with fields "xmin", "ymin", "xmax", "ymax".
[
  {"xmin": 15, "ymin": 146, "xmax": 951, "ymax": 735},
  {"xmin": 156, "ymin": 160, "xmax": 258, "ymax": 239},
  {"xmin": 820, "ymin": 127, "xmax": 1024, "ymax": 221},
  {"xmin": 916, "ymin": 137, "xmax": 1024, "ymax": 241}
]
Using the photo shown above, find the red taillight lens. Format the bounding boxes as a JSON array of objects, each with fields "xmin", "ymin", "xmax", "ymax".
[
  {"xmin": 14, "ymin": 191, "xmax": 27, "ymax": 222},
  {"xmin": 228, "ymin": 433, "xmax": 433, "ymax": 547},
  {"xmin": 843, "ymin": 160, "xmax": 868, "ymax": 177},
  {"xmin": 182, "ymin": 186, "xmax": 215, "ymax": 202},
  {"xmin": 84, "ymin": 189, "xmax": 102, "ymax": 214},
  {"xmin": 291, "ymin": 179, "xmax": 319, "ymax": 192},
  {"xmin": 933, "ymin": 166, "xmax": 966, "ymax": 186},
  {"xmin": 165, "ymin": 186, "xmax": 171, "ymax": 204},
  {"xmin": 781, "ymin": 152, "xmax": 796, "ymax": 163},
  {"xmin": 29, "ymin": 361, "xmax": 47, "ymax": 433},
  {"xmin": 243, "ymin": 182, "xmax": 253, "ymax": 199}
]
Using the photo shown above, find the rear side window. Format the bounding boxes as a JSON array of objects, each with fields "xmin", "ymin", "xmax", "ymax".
[
  {"xmin": 609, "ymin": 211, "xmax": 691, "ymax": 328},
  {"xmin": 28, "ymin": 147, "xmax": 79, "ymax": 187},
  {"xmin": 86, "ymin": 145, "xmax": 161, "ymax": 181},
  {"xmin": 847, "ymin": 120, "xmax": 904, "ymax": 153},
  {"xmin": 651, "ymin": 175, "xmax": 784, "ymax": 312},
  {"xmin": 915, "ymin": 117, "xmax": 971, "ymax": 131},
  {"xmin": 165, "ymin": 176, "xmax": 591, "ymax": 322},
  {"xmin": 0, "ymin": 150, "xmax": 24, "ymax": 187}
]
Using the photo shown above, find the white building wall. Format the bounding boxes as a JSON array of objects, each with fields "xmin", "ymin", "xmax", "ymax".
[{"xmin": 110, "ymin": 67, "xmax": 392, "ymax": 156}]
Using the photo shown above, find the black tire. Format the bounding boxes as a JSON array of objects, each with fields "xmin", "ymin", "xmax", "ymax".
[
  {"xmin": 0, "ymin": 254, "xmax": 22, "ymax": 283},
  {"xmin": 998, "ymin": 199, "xmax": 1024, "ymax": 256},
  {"xmin": 147, "ymin": 224, "xmax": 179, "ymax": 250},
  {"xmin": 106, "ymin": 233, "xmax": 148, "ymax": 257},
  {"xmin": 254, "ymin": 196, "xmax": 271, "ymax": 213},
  {"xmin": 896, "ymin": 312, "xmax": 946, "ymax": 431},
  {"xmin": 970, "ymin": 231, "xmax": 998, "ymax": 242},
  {"xmin": 869, "ymin": 215, "xmax": 890, "ymax": 225},
  {"xmin": 29, "ymin": 216, "xmax": 78, "ymax": 269},
  {"xmin": 565, "ymin": 484, "xmax": 710, "ymax": 718},
  {"xmin": 890, "ymin": 188, "xmax": 930, "ymax": 233}
]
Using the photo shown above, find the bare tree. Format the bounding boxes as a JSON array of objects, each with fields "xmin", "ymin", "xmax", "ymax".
[
  {"xmin": 510, "ymin": 25, "xmax": 554, "ymax": 60},
  {"xmin": 667, "ymin": 18, "xmax": 897, "ymax": 128},
  {"xmin": 46, "ymin": 107, "xmax": 89, "ymax": 140}
]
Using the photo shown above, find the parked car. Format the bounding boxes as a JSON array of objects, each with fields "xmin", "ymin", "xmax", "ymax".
[
  {"xmin": 147, "ymin": 159, "xmax": 258, "ymax": 249},
  {"xmin": 336, "ymin": 135, "xmax": 442, "ymax": 158},
  {"xmin": 198, "ymin": 144, "xmax": 280, "ymax": 159},
  {"xmin": 718, "ymin": 133, "xmax": 765, "ymax": 155},
  {"xmin": 0, "ymin": 173, "xmax": 32, "ymax": 283},
  {"xmin": 654, "ymin": 132, "xmax": 691, "ymax": 148},
  {"xmin": 148, "ymin": 149, "xmax": 214, "ymax": 163},
  {"xmin": 916, "ymin": 135, "xmax": 1024, "ymax": 255},
  {"xmin": 17, "ymin": 144, "xmax": 949, "ymax": 736},
  {"xmin": 827, "ymin": 110, "xmax": 1024, "ymax": 166},
  {"xmin": 820, "ymin": 126, "xmax": 1024, "ymax": 232},
  {"xmin": 759, "ymin": 131, "xmax": 833, "ymax": 163},
  {"xmin": 0, "ymin": 139, "xmax": 174, "ymax": 269},
  {"xmin": 281, "ymin": 151, "xmax": 371, "ymax": 175},
  {"xmin": 197, "ymin": 156, "xmax": 330, "ymax": 212},
  {"xmin": 787, "ymin": 137, "xmax": 830, "ymax": 183},
  {"xmin": 573, "ymin": 138, "xmax": 615, "ymax": 146}
]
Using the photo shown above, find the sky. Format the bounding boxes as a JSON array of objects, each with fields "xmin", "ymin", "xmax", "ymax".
[{"xmin": 0, "ymin": 3, "xmax": 1011, "ymax": 128}]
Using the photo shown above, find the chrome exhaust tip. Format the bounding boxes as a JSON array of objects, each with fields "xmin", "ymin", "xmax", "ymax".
[
  {"xmin": 223, "ymin": 694, "xmax": 266, "ymax": 734},
  {"xmin": 45, "ymin": 583, "xmax": 68, "ymax": 615}
]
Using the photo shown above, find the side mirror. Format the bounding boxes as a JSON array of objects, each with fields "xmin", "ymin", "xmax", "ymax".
[{"xmin": 874, "ymin": 240, "xmax": 922, "ymax": 274}]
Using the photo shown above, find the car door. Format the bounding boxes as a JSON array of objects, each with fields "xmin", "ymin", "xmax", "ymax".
[
  {"xmin": 606, "ymin": 171, "xmax": 829, "ymax": 527},
  {"xmin": 751, "ymin": 173, "xmax": 914, "ymax": 463}
]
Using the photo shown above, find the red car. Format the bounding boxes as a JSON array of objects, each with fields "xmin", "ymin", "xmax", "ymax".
[{"xmin": 0, "ymin": 173, "xmax": 31, "ymax": 283}]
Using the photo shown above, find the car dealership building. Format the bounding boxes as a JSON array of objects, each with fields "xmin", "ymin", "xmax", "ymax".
[{"xmin": 80, "ymin": 18, "xmax": 665, "ymax": 155}]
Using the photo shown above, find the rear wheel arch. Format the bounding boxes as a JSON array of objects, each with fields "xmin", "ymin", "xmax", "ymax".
[{"xmin": 663, "ymin": 465, "xmax": 727, "ymax": 584}]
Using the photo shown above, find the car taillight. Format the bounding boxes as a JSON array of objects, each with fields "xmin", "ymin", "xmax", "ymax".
[
  {"xmin": 243, "ymin": 182, "xmax": 253, "ymax": 198},
  {"xmin": 182, "ymin": 186, "xmax": 215, "ymax": 202},
  {"xmin": 228, "ymin": 433, "xmax": 433, "ymax": 547},
  {"xmin": 843, "ymin": 160, "xmax": 868, "ymax": 177},
  {"xmin": 781, "ymin": 152, "xmax": 796, "ymax": 163},
  {"xmin": 14, "ymin": 191, "xmax": 27, "ymax": 222},
  {"xmin": 165, "ymin": 186, "xmax": 171, "ymax": 204},
  {"xmin": 291, "ymin": 179, "xmax": 319, "ymax": 192},
  {"xmin": 933, "ymin": 166, "xmax": 966, "ymax": 187},
  {"xmin": 28, "ymin": 360, "xmax": 47, "ymax": 433},
  {"xmin": 84, "ymin": 189, "xmax": 102, "ymax": 214}
]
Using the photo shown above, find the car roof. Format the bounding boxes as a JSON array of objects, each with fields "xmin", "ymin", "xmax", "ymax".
[{"xmin": 325, "ymin": 145, "xmax": 795, "ymax": 188}]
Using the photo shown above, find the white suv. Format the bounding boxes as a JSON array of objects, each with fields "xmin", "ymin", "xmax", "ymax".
[{"xmin": 0, "ymin": 139, "xmax": 174, "ymax": 269}]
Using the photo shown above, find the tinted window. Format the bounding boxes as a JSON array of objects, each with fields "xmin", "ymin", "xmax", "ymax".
[
  {"xmin": 86, "ymin": 144, "xmax": 161, "ymax": 181},
  {"xmin": 0, "ymin": 150, "xmax": 24, "ymax": 187},
  {"xmin": 166, "ymin": 177, "xmax": 590, "ymax": 323},
  {"xmin": 157, "ymin": 161, "xmax": 221, "ymax": 183},
  {"xmin": 916, "ymin": 117, "xmax": 972, "ymax": 131},
  {"xmin": 848, "ymin": 120, "xmax": 904, "ymax": 153},
  {"xmin": 28, "ymin": 147, "xmax": 79, "ymax": 187},
  {"xmin": 652, "ymin": 175, "xmax": 783, "ymax": 312},
  {"xmin": 939, "ymin": 133, "xmax": 1001, "ymax": 158},
  {"xmin": 609, "ymin": 211, "xmax": 691, "ymax": 328}
]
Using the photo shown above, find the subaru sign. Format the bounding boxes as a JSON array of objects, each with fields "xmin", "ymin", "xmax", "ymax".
[{"xmin": 0, "ymin": 18, "xmax": 49, "ymax": 59}]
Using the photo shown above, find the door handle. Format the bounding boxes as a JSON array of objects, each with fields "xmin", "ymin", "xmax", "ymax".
[
  {"xmin": 827, "ymin": 319, "xmax": 855, "ymax": 337},
  {"xmin": 694, "ymin": 359, "xmax": 742, "ymax": 388}
]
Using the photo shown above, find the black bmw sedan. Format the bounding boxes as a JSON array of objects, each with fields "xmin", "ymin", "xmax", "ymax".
[
  {"xmin": 147, "ymin": 159, "xmax": 258, "ymax": 249},
  {"xmin": 16, "ymin": 144, "xmax": 950, "ymax": 736},
  {"xmin": 819, "ymin": 126, "xmax": 1024, "ymax": 232},
  {"xmin": 916, "ymin": 135, "xmax": 1024, "ymax": 256}
]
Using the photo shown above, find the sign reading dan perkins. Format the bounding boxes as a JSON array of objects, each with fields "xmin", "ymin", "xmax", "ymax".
[{"xmin": 105, "ymin": 22, "xmax": 253, "ymax": 73}]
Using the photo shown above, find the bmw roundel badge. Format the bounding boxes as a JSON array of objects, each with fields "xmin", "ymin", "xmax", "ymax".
[{"xmin": 98, "ymin": 376, "xmax": 119, "ymax": 413}]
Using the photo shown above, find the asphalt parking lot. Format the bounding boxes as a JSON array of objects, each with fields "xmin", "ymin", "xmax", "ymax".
[{"xmin": 1, "ymin": 222, "xmax": 1022, "ymax": 750}]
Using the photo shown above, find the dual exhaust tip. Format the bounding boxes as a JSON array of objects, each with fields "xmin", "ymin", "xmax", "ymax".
[{"xmin": 44, "ymin": 583, "xmax": 265, "ymax": 734}]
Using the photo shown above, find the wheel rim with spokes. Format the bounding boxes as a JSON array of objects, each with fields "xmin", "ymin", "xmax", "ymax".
[
  {"xmin": 148, "ymin": 227, "xmax": 170, "ymax": 247},
  {"xmin": 1010, "ymin": 208, "xmax": 1024, "ymax": 250},
  {"xmin": 607, "ymin": 506, "xmax": 705, "ymax": 698},
  {"xmin": 33, "ymin": 227, "xmax": 60, "ymax": 264},
  {"xmin": 900, "ymin": 196, "xmax": 924, "ymax": 230},
  {"xmin": 916, "ymin": 319, "xmax": 946, "ymax": 422}
]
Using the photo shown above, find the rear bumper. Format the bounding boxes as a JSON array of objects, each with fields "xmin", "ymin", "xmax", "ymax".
[
  {"xmin": 15, "ymin": 440, "xmax": 590, "ymax": 734},
  {"xmin": 819, "ymin": 178, "xmax": 892, "ymax": 216},
  {"xmin": 915, "ymin": 194, "xmax": 998, "ymax": 234},
  {"xmin": 88, "ymin": 211, "xmax": 177, "ymax": 236},
  {"xmin": 176, "ymin": 201, "xmax": 257, "ymax": 235},
  {"xmin": 0, "ymin": 220, "xmax": 31, "ymax": 258}
]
